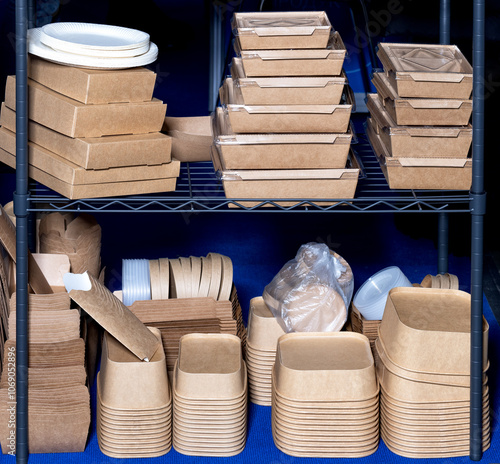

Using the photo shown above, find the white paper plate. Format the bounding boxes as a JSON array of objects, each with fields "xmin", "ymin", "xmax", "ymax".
[
  {"xmin": 40, "ymin": 22, "xmax": 150, "ymax": 51},
  {"xmin": 28, "ymin": 28, "xmax": 158, "ymax": 69},
  {"xmin": 44, "ymin": 40, "xmax": 151, "ymax": 58}
]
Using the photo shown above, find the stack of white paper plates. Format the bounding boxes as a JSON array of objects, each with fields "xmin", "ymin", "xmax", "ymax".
[{"xmin": 28, "ymin": 22, "xmax": 158, "ymax": 69}]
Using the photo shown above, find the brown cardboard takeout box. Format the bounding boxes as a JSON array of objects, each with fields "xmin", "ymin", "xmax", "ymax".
[
  {"xmin": 376, "ymin": 43, "xmax": 473, "ymax": 99},
  {"xmin": 4, "ymin": 76, "xmax": 167, "ymax": 138},
  {"xmin": 371, "ymin": 72, "xmax": 472, "ymax": 127},
  {"xmin": 232, "ymin": 11, "xmax": 332, "ymax": 50},
  {"xmin": 28, "ymin": 55, "xmax": 158, "ymax": 105},
  {"xmin": 213, "ymin": 107, "xmax": 352, "ymax": 170},
  {"xmin": 366, "ymin": 93, "xmax": 472, "ymax": 159},
  {"xmin": 0, "ymin": 104, "xmax": 172, "ymax": 169},
  {"xmin": 366, "ymin": 117, "xmax": 472, "ymax": 191},
  {"xmin": 0, "ymin": 147, "xmax": 178, "ymax": 200},
  {"xmin": 162, "ymin": 115, "xmax": 213, "ymax": 162},
  {"xmin": 230, "ymin": 57, "xmax": 346, "ymax": 106},
  {"xmin": 212, "ymin": 146, "xmax": 360, "ymax": 208},
  {"xmin": 220, "ymin": 78, "xmax": 351, "ymax": 134},
  {"xmin": 234, "ymin": 31, "xmax": 346, "ymax": 77}
]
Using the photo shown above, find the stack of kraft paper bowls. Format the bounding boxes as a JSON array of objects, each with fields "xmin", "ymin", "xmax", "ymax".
[
  {"xmin": 172, "ymin": 334, "xmax": 247, "ymax": 457},
  {"xmin": 271, "ymin": 332, "xmax": 379, "ymax": 457},
  {"xmin": 375, "ymin": 287, "xmax": 490, "ymax": 458},
  {"xmin": 245, "ymin": 297, "xmax": 285, "ymax": 406},
  {"xmin": 96, "ymin": 328, "xmax": 172, "ymax": 458}
]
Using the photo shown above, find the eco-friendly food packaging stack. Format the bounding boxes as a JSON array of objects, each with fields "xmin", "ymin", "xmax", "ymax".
[
  {"xmin": 366, "ymin": 42, "xmax": 473, "ymax": 190},
  {"xmin": 271, "ymin": 332, "xmax": 379, "ymax": 457},
  {"xmin": 96, "ymin": 328, "xmax": 172, "ymax": 458},
  {"xmin": 212, "ymin": 11, "xmax": 360, "ymax": 207},
  {"xmin": 245, "ymin": 297, "xmax": 285, "ymax": 406},
  {"xmin": 0, "ymin": 53, "xmax": 180, "ymax": 199},
  {"xmin": 0, "ymin": 207, "xmax": 90, "ymax": 455},
  {"xmin": 172, "ymin": 333, "xmax": 247, "ymax": 457},
  {"xmin": 116, "ymin": 253, "xmax": 247, "ymax": 377},
  {"xmin": 375, "ymin": 287, "xmax": 490, "ymax": 457},
  {"xmin": 64, "ymin": 271, "xmax": 171, "ymax": 458}
]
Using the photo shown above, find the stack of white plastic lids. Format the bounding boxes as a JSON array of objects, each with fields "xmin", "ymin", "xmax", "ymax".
[
  {"xmin": 122, "ymin": 259, "xmax": 151, "ymax": 306},
  {"xmin": 352, "ymin": 266, "xmax": 412, "ymax": 321}
]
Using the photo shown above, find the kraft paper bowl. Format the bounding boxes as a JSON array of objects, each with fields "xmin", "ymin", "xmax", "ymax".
[
  {"xmin": 174, "ymin": 333, "xmax": 245, "ymax": 400},
  {"xmin": 246, "ymin": 296, "xmax": 285, "ymax": 352},
  {"xmin": 98, "ymin": 327, "xmax": 171, "ymax": 410},
  {"xmin": 378, "ymin": 287, "xmax": 489, "ymax": 375},
  {"xmin": 273, "ymin": 332, "xmax": 378, "ymax": 402}
]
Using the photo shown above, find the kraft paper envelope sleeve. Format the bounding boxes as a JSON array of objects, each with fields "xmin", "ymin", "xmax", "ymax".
[
  {"xmin": 0, "ymin": 205, "xmax": 53, "ymax": 294},
  {"xmin": 64, "ymin": 271, "xmax": 161, "ymax": 361}
]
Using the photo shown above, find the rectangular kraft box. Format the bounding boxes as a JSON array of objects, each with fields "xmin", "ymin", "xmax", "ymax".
[
  {"xmin": 0, "ymin": 148, "xmax": 178, "ymax": 199},
  {"xmin": 0, "ymin": 126, "xmax": 180, "ymax": 185},
  {"xmin": 220, "ymin": 78, "xmax": 351, "ymax": 133},
  {"xmin": 371, "ymin": 72, "xmax": 472, "ymax": 126},
  {"xmin": 28, "ymin": 55, "xmax": 157, "ymax": 104},
  {"xmin": 213, "ymin": 107, "xmax": 352, "ymax": 170},
  {"xmin": 366, "ymin": 117, "xmax": 472, "ymax": 190},
  {"xmin": 233, "ymin": 31, "xmax": 346, "ymax": 77},
  {"xmin": 0, "ymin": 104, "xmax": 171, "ymax": 169},
  {"xmin": 230, "ymin": 57, "xmax": 345, "ymax": 105},
  {"xmin": 212, "ymin": 146, "xmax": 359, "ymax": 207},
  {"xmin": 232, "ymin": 11, "xmax": 332, "ymax": 50},
  {"xmin": 4, "ymin": 76, "xmax": 167, "ymax": 138},
  {"xmin": 376, "ymin": 42, "xmax": 473, "ymax": 99},
  {"xmin": 366, "ymin": 93, "xmax": 472, "ymax": 158},
  {"xmin": 162, "ymin": 115, "xmax": 212, "ymax": 162}
]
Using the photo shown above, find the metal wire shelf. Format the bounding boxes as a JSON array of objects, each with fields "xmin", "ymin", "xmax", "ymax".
[{"xmin": 26, "ymin": 125, "xmax": 472, "ymax": 214}]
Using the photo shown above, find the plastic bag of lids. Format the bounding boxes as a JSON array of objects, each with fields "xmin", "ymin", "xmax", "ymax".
[{"xmin": 263, "ymin": 242, "xmax": 353, "ymax": 333}]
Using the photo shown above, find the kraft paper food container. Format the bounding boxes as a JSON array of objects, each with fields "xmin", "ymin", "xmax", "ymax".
[
  {"xmin": 0, "ymin": 104, "xmax": 172, "ymax": 169},
  {"xmin": 232, "ymin": 11, "xmax": 332, "ymax": 50},
  {"xmin": 174, "ymin": 333, "xmax": 245, "ymax": 399},
  {"xmin": 4, "ymin": 76, "xmax": 167, "ymax": 138},
  {"xmin": 378, "ymin": 287, "xmax": 489, "ymax": 375},
  {"xmin": 376, "ymin": 43, "xmax": 473, "ymax": 99},
  {"xmin": 375, "ymin": 360, "xmax": 480, "ymax": 403},
  {"xmin": 28, "ymin": 55, "xmax": 157, "ymax": 104},
  {"xmin": 366, "ymin": 117, "xmax": 473, "ymax": 190},
  {"xmin": 30, "ymin": 253, "xmax": 70, "ymax": 292},
  {"xmin": 371, "ymin": 72, "xmax": 472, "ymax": 126},
  {"xmin": 375, "ymin": 335, "xmax": 489, "ymax": 388},
  {"xmin": 0, "ymin": 126, "xmax": 180, "ymax": 186},
  {"xmin": 231, "ymin": 57, "xmax": 346, "ymax": 105},
  {"xmin": 220, "ymin": 78, "xmax": 352, "ymax": 134},
  {"xmin": 98, "ymin": 328, "xmax": 170, "ymax": 410},
  {"xmin": 366, "ymin": 93, "xmax": 472, "ymax": 158},
  {"xmin": 247, "ymin": 296, "xmax": 285, "ymax": 351},
  {"xmin": 162, "ymin": 115, "xmax": 212, "ymax": 162},
  {"xmin": 212, "ymin": 107, "xmax": 352, "ymax": 170},
  {"xmin": 0, "ymin": 147, "xmax": 178, "ymax": 200},
  {"xmin": 64, "ymin": 271, "xmax": 162, "ymax": 361},
  {"xmin": 273, "ymin": 332, "xmax": 377, "ymax": 401},
  {"xmin": 213, "ymin": 145, "xmax": 360, "ymax": 208},
  {"xmin": 234, "ymin": 31, "xmax": 346, "ymax": 77}
]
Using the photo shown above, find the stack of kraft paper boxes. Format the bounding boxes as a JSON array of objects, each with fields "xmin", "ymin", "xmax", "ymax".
[
  {"xmin": 212, "ymin": 11, "xmax": 361, "ymax": 207},
  {"xmin": 366, "ymin": 42, "xmax": 474, "ymax": 190},
  {"xmin": 0, "ymin": 55, "xmax": 180, "ymax": 199}
]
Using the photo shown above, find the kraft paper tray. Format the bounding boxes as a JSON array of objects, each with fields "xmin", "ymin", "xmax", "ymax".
[
  {"xmin": 376, "ymin": 42, "xmax": 473, "ymax": 99},
  {"xmin": 233, "ymin": 31, "xmax": 346, "ymax": 77},
  {"xmin": 212, "ymin": 106, "xmax": 353, "ymax": 170},
  {"xmin": 232, "ymin": 11, "xmax": 332, "ymax": 50}
]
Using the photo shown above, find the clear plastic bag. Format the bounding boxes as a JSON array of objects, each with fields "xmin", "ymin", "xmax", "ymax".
[{"xmin": 262, "ymin": 242, "xmax": 353, "ymax": 333}]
